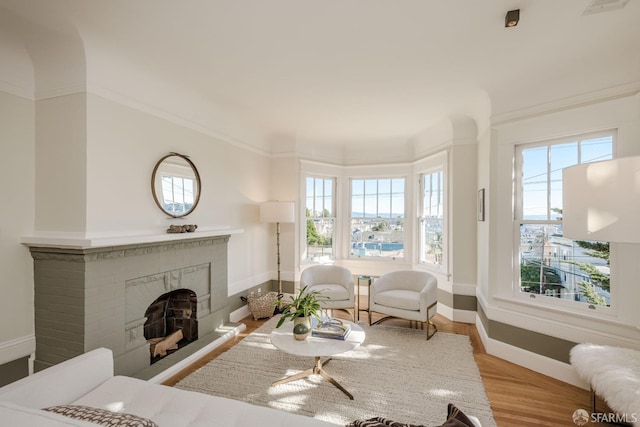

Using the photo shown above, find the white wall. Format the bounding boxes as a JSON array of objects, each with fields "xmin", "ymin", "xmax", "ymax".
[
  {"xmin": 35, "ymin": 93, "xmax": 87, "ymax": 234},
  {"xmin": 84, "ymin": 93, "xmax": 273, "ymax": 297},
  {"xmin": 0, "ymin": 91, "xmax": 36, "ymax": 359}
]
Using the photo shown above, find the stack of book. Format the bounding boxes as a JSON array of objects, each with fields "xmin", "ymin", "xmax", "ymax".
[{"xmin": 312, "ymin": 318, "xmax": 351, "ymax": 340}]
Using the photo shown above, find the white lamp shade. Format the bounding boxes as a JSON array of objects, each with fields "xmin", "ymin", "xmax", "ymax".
[
  {"xmin": 260, "ymin": 201, "xmax": 295, "ymax": 223},
  {"xmin": 562, "ymin": 156, "xmax": 640, "ymax": 244}
]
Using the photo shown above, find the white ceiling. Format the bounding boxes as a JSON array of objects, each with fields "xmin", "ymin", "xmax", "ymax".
[{"xmin": 2, "ymin": 0, "xmax": 639, "ymax": 149}]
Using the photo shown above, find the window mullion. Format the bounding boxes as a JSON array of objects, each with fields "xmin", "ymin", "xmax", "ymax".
[{"xmin": 546, "ymin": 146, "xmax": 552, "ymax": 221}]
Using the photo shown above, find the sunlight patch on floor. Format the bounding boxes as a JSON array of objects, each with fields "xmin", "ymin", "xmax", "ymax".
[{"xmin": 427, "ymin": 388, "xmax": 461, "ymax": 399}]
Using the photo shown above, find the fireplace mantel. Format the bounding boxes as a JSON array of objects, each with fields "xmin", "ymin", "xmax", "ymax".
[{"xmin": 21, "ymin": 227, "xmax": 243, "ymax": 249}]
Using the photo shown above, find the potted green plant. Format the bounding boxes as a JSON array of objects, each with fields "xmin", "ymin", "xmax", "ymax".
[{"xmin": 275, "ymin": 286, "xmax": 325, "ymax": 339}]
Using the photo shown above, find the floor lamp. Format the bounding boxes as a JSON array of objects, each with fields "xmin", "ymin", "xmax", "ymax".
[
  {"xmin": 563, "ymin": 155, "xmax": 640, "ymax": 244},
  {"xmin": 260, "ymin": 201, "xmax": 295, "ymax": 312},
  {"xmin": 562, "ymin": 155, "xmax": 640, "ymax": 415}
]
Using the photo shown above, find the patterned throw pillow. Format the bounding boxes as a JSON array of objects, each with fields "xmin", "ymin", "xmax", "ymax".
[
  {"xmin": 440, "ymin": 403, "xmax": 476, "ymax": 427},
  {"xmin": 345, "ymin": 403, "xmax": 476, "ymax": 427},
  {"xmin": 43, "ymin": 405, "xmax": 158, "ymax": 427},
  {"xmin": 345, "ymin": 418, "xmax": 424, "ymax": 427}
]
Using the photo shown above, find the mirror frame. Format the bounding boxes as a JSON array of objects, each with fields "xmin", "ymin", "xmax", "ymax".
[{"xmin": 151, "ymin": 152, "xmax": 202, "ymax": 218}]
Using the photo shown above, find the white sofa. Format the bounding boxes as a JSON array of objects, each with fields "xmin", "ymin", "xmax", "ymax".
[{"xmin": 0, "ymin": 348, "xmax": 335, "ymax": 427}]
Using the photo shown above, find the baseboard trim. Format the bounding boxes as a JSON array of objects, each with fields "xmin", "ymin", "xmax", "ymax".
[
  {"xmin": 453, "ymin": 309, "xmax": 477, "ymax": 324},
  {"xmin": 230, "ymin": 305, "xmax": 252, "ymax": 323},
  {"xmin": 475, "ymin": 314, "xmax": 588, "ymax": 389},
  {"xmin": 436, "ymin": 303, "xmax": 476, "ymax": 324}
]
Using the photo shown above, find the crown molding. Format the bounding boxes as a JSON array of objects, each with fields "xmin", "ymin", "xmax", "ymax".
[
  {"xmin": 0, "ymin": 79, "xmax": 33, "ymax": 100},
  {"xmin": 88, "ymin": 84, "xmax": 272, "ymax": 157},
  {"xmin": 34, "ymin": 83, "xmax": 87, "ymax": 101},
  {"xmin": 492, "ymin": 81, "xmax": 640, "ymax": 126}
]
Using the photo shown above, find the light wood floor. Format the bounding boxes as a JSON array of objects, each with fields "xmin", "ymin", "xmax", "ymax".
[{"xmin": 163, "ymin": 311, "xmax": 608, "ymax": 427}]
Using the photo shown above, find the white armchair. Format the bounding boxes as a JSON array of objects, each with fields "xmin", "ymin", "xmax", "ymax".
[
  {"xmin": 368, "ymin": 270, "xmax": 438, "ymax": 340},
  {"xmin": 300, "ymin": 265, "xmax": 355, "ymax": 321}
]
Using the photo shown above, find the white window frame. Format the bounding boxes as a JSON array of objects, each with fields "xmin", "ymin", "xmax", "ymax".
[
  {"xmin": 513, "ymin": 130, "xmax": 616, "ymax": 313},
  {"xmin": 418, "ymin": 166, "xmax": 447, "ymax": 272},
  {"xmin": 303, "ymin": 175, "xmax": 336, "ymax": 263}
]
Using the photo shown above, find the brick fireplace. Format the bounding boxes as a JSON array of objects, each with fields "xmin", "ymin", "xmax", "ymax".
[{"xmin": 26, "ymin": 232, "xmax": 235, "ymax": 376}]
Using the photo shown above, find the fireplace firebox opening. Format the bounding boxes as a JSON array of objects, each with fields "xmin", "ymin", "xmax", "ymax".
[{"xmin": 144, "ymin": 289, "xmax": 198, "ymax": 364}]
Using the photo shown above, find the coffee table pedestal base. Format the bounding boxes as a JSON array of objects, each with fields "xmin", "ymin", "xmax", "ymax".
[{"xmin": 271, "ymin": 356, "xmax": 354, "ymax": 400}]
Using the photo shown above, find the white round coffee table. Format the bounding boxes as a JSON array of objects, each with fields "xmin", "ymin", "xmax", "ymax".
[{"xmin": 270, "ymin": 319, "xmax": 365, "ymax": 400}]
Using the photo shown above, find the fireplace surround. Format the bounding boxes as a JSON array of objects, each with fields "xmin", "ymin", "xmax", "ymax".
[{"xmin": 24, "ymin": 230, "xmax": 239, "ymax": 376}]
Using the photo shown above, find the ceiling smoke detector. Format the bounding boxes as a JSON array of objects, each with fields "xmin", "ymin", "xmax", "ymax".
[{"xmin": 583, "ymin": 0, "xmax": 630, "ymax": 15}]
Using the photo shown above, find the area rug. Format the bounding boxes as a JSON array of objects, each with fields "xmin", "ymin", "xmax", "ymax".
[{"xmin": 175, "ymin": 316, "xmax": 496, "ymax": 427}]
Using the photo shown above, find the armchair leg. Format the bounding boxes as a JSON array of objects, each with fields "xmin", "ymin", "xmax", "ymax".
[{"xmin": 426, "ymin": 319, "xmax": 437, "ymax": 340}]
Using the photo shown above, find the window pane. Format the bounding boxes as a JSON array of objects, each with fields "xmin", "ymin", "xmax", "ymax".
[
  {"xmin": 422, "ymin": 219, "xmax": 443, "ymax": 266},
  {"xmin": 422, "ymin": 174, "xmax": 432, "ymax": 216},
  {"xmin": 351, "ymin": 180, "xmax": 364, "ymax": 217},
  {"xmin": 581, "ymin": 136, "xmax": 613, "ymax": 163},
  {"xmin": 420, "ymin": 169, "xmax": 445, "ymax": 268},
  {"xmin": 350, "ymin": 177, "xmax": 405, "ymax": 259},
  {"xmin": 392, "ymin": 178, "xmax": 405, "ymax": 193},
  {"xmin": 352, "ymin": 194, "xmax": 364, "ymax": 217},
  {"xmin": 392, "ymin": 179, "xmax": 404, "ymax": 217},
  {"xmin": 522, "ymin": 147, "xmax": 548, "ymax": 220},
  {"xmin": 351, "ymin": 219, "xmax": 404, "ymax": 258},
  {"xmin": 424, "ymin": 171, "xmax": 443, "ymax": 218},
  {"xmin": 364, "ymin": 179, "xmax": 377, "ymax": 195},
  {"xmin": 352, "ymin": 179, "xmax": 364, "ymax": 196},
  {"xmin": 378, "ymin": 179, "xmax": 391, "ymax": 196},
  {"xmin": 306, "ymin": 176, "xmax": 335, "ymax": 261},
  {"xmin": 307, "ymin": 218, "xmax": 334, "ymax": 261},
  {"xmin": 435, "ymin": 171, "xmax": 443, "ymax": 217},
  {"xmin": 392, "ymin": 194, "xmax": 404, "ymax": 217},
  {"xmin": 549, "ymin": 142, "xmax": 578, "ymax": 219},
  {"xmin": 323, "ymin": 196, "xmax": 332, "ymax": 217},
  {"xmin": 378, "ymin": 192, "xmax": 391, "ymax": 218},
  {"xmin": 364, "ymin": 195, "xmax": 377, "ymax": 217},
  {"xmin": 519, "ymin": 223, "xmax": 610, "ymax": 307},
  {"xmin": 324, "ymin": 180, "xmax": 333, "ymax": 217},
  {"xmin": 305, "ymin": 178, "xmax": 314, "ymax": 216}
]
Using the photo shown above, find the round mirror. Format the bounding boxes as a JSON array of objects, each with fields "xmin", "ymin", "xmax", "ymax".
[{"xmin": 151, "ymin": 152, "xmax": 201, "ymax": 218}]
